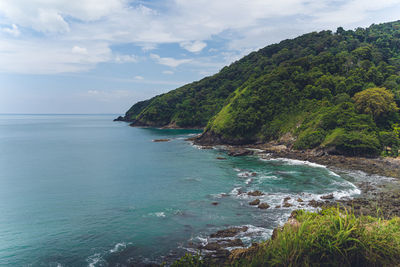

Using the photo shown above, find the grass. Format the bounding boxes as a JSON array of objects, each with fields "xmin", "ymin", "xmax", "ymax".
[{"xmin": 173, "ymin": 208, "xmax": 400, "ymax": 266}]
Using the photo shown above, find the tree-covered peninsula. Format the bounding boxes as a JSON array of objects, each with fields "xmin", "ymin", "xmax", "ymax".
[{"xmin": 118, "ymin": 21, "xmax": 400, "ymax": 157}]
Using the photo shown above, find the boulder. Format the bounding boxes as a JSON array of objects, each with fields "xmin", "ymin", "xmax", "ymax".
[
  {"xmin": 249, "ymin": 199, "xmax": 260, "ymax": 206},
  {"xmin": 258, "ymin": 203, "xmax": 270, "ymax": 209}
]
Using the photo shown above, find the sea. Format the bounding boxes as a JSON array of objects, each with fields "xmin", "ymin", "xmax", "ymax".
[{"xmin": 0, "ymin": 114, "xmax": 363, "ymax": 266}]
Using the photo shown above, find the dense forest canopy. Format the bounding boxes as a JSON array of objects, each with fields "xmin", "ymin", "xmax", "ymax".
[{"xmin": 119, "ymin": 21, "xmax": 400, "ymax": 156}]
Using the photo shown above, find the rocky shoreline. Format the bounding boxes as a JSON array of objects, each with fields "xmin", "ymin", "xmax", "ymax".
[{"xmin": 186, "ymin": 141, "xmax": 400, "ymax": 264}]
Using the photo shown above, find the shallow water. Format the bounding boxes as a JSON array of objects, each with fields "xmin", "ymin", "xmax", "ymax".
[{"xmin": 0, "ymin": 115, "xmax": 360, "ymax": 266}]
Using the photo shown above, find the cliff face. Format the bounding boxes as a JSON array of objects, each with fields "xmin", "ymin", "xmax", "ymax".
[{"xmin": 119, "ymin": 21, "xmax": 400, "ymax": 156}]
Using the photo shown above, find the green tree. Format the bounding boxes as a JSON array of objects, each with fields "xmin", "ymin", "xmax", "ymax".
[{"xmin": 353, "ymin": 87, "xmax": 398, "ymax": 120}]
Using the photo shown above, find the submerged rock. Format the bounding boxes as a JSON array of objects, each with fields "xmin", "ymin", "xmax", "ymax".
[
  {"xmin": 212, "ymin": 202, "xmax": 219, "ymax": 206},
  {"xmin": 152, "ymin": 139, "xmax": 170, "ymax": 142},
  {"xmin": 249, "ymin": 199, "xmax": 260, "ymax": 206},
  {"xmin": 247, "ymin": 190, "xmax": 264, "ymax": 196},
  {"xmin": 216, "ymin": 157, "xmax": 227, "ymax": 160}
]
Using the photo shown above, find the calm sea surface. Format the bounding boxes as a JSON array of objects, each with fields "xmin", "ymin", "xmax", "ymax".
[{"xmin": 0, "ymin": 115, "xmax": 361, "ymax": 266}]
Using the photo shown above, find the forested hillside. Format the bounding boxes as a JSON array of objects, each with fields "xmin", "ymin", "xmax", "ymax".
[{"xmin": 119, "ymin": 21, "xmax": 400, "ymax": 156}]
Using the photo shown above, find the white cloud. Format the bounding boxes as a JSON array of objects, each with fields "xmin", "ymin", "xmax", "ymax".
[
  {"xmin": 72, "ymin": 45, "xmax": 88, "ymax": 54},
  {"xmin": 134, "ymin": 75, "xmax": 144, "ymax": 80},
  {"xmin": 1, "ymin": 0, "xmax": 400, "ymax": 74},
  {"xmin": 2, "ymin": 24, "xmax": 20, "ymax": 36},
  {"xmin": 114, "ymin": 54, "xmax": 138, "ymax": 63},
  {"xmin": 162, "ymin": 70, "xmax": 174, "ymax": 75},
  {"xmin": 150, "ymin": 53, "xmax": 191, "ymax": 67},
  {"xmin": 36, "ymin": 8, "xmax": 70, "ymax": 33},
  {"xmin": 180, "ymin": 40, "xmax": 207, "ymax": 53},
  {"xmin": 0, "ymin": 39, "xmax": 111, "ymax": 74}
]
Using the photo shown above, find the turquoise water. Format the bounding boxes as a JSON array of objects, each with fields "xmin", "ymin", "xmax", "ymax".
[{"xmin": 0, "ymin": 115, "xmax": 360, "ymax": 266}]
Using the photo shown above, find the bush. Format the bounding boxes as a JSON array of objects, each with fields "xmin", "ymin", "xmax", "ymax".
[{"xmin": 229, "ymin": 208, "xmax": 400, "ymax": 267}]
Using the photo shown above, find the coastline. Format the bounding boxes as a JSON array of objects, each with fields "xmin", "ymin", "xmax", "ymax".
[
  {"xmin": 117, "ymin": 122, "xmax": 400, "ymax": 264},
  {"xmin": 186, "ymin": 139, "xmax": 400, "ymax": 264}
]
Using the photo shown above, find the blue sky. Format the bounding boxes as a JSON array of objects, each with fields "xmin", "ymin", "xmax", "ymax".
[{"xmin": 1, "ymin": 0, "xmax": 400, "ymax": 114}]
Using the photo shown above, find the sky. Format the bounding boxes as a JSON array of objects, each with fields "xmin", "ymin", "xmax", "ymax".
[{"xmin": 1, "ymin": 0, "xmax": 400, "ymax": 114}]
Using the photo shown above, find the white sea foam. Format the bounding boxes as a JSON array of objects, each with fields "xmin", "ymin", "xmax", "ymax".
[
  {"xmin": 237, "ymin": 171, "xmax": 257, "ymax": 178},
  {"xmin": 245, "ymin": 178, "xmax": 253, "ymax": 185},
  {"xmin": 110, "ymin": 242, "xmax": 127, "ymax": 253},
  {"xmin": 155, "ymin": 212, "xmax": 166, "ymax": 218},
  {"xmin": 245, "ymin": 148, "xmax": 265, "ymax": 153},
  {"xmin": 87, "ymin": 253, "xmax": 104, "ymax": 267},
  {"xmin": 257, "ymin": 175, "xmax": 281, "ymax": 181},
  {"xmin": 264, "ymin": 157, "xmax": 327, "ymax": 168},
  {"xmin": 230, "ymin": 187, "xmax": 242, "ymax": 195}
]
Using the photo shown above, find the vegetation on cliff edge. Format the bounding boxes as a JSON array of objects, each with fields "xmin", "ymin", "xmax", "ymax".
[
  {"xmin": 121, "ymin": 21, "xmax": 400, "ymax": 156},
  {"xmin": 172, "ymin": 208, "xmax": 400, "ymax": 267}
]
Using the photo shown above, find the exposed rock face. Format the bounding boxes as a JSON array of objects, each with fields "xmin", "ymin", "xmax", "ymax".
[{"xmin": 249, "ymin": 199, "xmax": 261, "ymax": 206}]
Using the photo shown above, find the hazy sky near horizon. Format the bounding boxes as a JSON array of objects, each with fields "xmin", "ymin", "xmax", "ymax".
[{"xmin": 1, "ymin": 0, "xmax": 400, "ymax": 114}]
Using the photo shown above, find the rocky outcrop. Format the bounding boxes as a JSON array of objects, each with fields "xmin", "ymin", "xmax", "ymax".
[
  {"xmin": 210, "ymin": 226, "xmax": 249, "ymax": 238},
  {"xmin": 258, "ymin": 203, "xmax": 270, "ymax": 209},
  {"xmin": 249, "ymin": 199, "xmax": 260, "ymax": 206}
]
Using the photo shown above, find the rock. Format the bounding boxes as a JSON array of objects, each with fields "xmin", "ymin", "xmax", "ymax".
[
  {"xmin": 297, "ymin": 198, "xmax": 304, "ymax": 202},
  {"xmin": 210, "ymin": 226, "xmax": 248, "ymax": 238},
  {"xmin": 113, "ymin": 116, "xmax": 124, "ymax": 121},
  {"xmin": 152, "ymin": 139, "xmax": 170, "ymax": 142},
  {"xmin": 283, "ymin": 202, "xmax": 293, "ymax": 208},
  {"xmin": 212, "ymin": 202, "xmax": 219, "ymax": 206},
  {"xmin": 216, "ymin": 157, "xmax": 227, "ymax": 160},
  {"xmin": 320, "ymin": 194, "xmax": 334, "ymax": 200},
  {"xmin": 247, "ymin": 190, "xmax": 264, "ymax": 196},
  {"xmin": 228, "ymin": 149, "xmax": 253, "ymax": 157},
  {"xmin": 309, "ymin": 199, "xmax": 325, "ymax": 208},
  {"xmin": 258, "ymin": 203, "xmax": 270, "ymax": 209},
  {"xmin": 249, "ymin": 199, "xmax": 260, "ymax": 206},
  {"xmin": 271, "ymin": 227, "xmax": 282, "ymax": 240},
  {"xmin": 275, "ymin": 205, "xmax": 281, "ymax": 208},
  {"xmin": 283, "ymin": 197, "xmax": 291, "ymax": 202}
]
